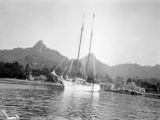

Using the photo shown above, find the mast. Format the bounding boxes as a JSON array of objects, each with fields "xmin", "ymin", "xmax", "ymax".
[
  {"xmin": 75, "ymin": 15, "xmax": 85, "ymax": 78},
  {"xmin": 86, "ymin": 14, "xmax": 95, "ymax": 77}
]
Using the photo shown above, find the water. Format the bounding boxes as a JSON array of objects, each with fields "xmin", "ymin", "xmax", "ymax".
[{"xmin": 0, "ymin": 82, "xmax": 160, "ymax": 120}]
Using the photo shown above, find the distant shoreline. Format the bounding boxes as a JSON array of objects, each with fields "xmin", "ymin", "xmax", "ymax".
[{"xmin": 0, "ymin": 78, "xmax": 64, "ymax": 89}]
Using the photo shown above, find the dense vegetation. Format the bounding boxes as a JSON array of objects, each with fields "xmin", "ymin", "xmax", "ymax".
[
  {"xmin": 0, "ymin": 61, "xmax": 160, "ymax": 93},
  {"xmin": 0, "ymin": 62, "xmax": 56, "ymax": 81},
  {"xmin": 110, "ymin": 76, "xmax": 160, "ymax": 94},
  {"xmin": 0, "ymin": 62, "xmax": 25, "ymax": 79},
  {"xmin": 133, "ymin": 78, "xmax": 160, "ymax": 93}
]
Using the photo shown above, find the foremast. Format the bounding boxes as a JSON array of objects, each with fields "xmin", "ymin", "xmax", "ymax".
[{"xmin": 75, "ymin": 15, "xmax": 85, "ymax": 79}]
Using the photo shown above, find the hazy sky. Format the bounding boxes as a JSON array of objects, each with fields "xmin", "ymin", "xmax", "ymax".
[{"xmin": 0, "ymin": 0, "xmax": 160, "ymax": 66}]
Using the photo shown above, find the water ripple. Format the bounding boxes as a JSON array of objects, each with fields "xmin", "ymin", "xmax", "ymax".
[{"xmin": 0, "ymin": 83, "xmax": 160, "ymax": 120}]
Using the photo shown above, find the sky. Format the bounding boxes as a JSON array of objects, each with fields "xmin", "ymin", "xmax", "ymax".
[{"xmin": 0, "ymin": 0, "xmax": 160, "ymax": 66}]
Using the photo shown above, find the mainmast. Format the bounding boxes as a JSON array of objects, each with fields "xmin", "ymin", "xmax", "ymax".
[
  {"xmin": 86, "ymin": 14, "xmax": 95, "ymax": 77},
  {"xmin": 75, "ymin": 15, "xmax": 85, "ymax": 78}
]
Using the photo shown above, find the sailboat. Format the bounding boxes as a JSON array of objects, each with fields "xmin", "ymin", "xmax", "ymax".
[{"xmin": 51, "ymin": 14, "xmax": 101, "ymax": 92}]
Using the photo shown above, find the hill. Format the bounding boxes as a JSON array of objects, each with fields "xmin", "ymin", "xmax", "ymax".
[
  {"xmin": 0, "ymin": 40, "xmax": 68, "ymax": 68},
  {"xmin": 0, "ymin": 40, "xmax": 160, "ymax": 81},
  {"xmin": 80, "ymin": 53, "xmax": 160, "ymax": 81}
]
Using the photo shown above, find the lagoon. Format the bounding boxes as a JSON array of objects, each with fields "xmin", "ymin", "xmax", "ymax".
[{"xmin": 0, "ymin": 80, "xmax": 160, "ymax": 120}]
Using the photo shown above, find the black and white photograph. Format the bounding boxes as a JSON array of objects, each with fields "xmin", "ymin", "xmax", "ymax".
[{"xmin": 0, "ymin": 0, "xmax": 160, "ymax": 120}]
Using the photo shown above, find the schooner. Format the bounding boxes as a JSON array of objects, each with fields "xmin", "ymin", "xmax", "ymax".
[{"xmin": 51, "ymin": 14, "xmax": 101, "ymax": 92}]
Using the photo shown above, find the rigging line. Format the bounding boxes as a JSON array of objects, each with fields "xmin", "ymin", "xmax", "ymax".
[
  {"xmin": 54, "ymin": 57, "xmax": 67, "ymax": 71},
  {"xmin": 86, "ymin": 13, "xmax": 95, "ymax": 77},
  {"xmin": 61, "ymin": 62, "xmax": 67, "ymax": 76},
  {"xmin": 93, "ymin": 53, "xmax": 96, "ymax": 75},
  {"xmin": 82, "ymin": 58, "xmax": 87, "ymax": 78},
  {"xmin": 75, "ymin": 14, "xmax": 85, "ymax": 78},
  {"xmin": 67, "ymin": 59, "xmax": 74, "ymax": 76},
  {"xmin": 60, "ymin": 58, "xmax": 74, "ymax": 77},
  {"xmin": 81, "ymin": 58, "xmax": 85, "ymax": 79}
]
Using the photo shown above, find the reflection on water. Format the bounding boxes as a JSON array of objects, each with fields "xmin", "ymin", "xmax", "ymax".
[
  {"xmin": 56, "ymin": 89, "xmax": 100, "ymax": 120},
  {"xmin": 0, "ymin": 82, "xmax": 160, "ymax": 120}
]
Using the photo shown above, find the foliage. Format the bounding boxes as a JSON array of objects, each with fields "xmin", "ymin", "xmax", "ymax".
[
  {"xmin": 1, "ymin": 61, "xmax": 160, "ymax": 93},
  {"xmin": 32, "ymin": 66, "xmax": 53, "ymax": 82},
  {"xmin": 113, "ymin": 76, "xmax": 124, "ymax": 88},
  {"xmin": 24, "ymin": 64, "xmax": 30, "ymax": 79},
  {"xmin": 0, "ymin": 62, "xmax": 25, "ymax": 79},
  {"xmin": 128, "ymin": 78, "xmax": 160, "ymax": 93},
  {"xmin": 86, "ymin": 74, "xmax": 95, "ymax": 83},
  {"xmin": 105, "ymin": 74, "xmax": 113, "ymax": 83}
]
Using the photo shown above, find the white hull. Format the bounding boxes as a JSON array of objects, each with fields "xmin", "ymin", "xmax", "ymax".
[{"xmin": 62, "ymin": 80, "xmax": 100, "ymax": 92}]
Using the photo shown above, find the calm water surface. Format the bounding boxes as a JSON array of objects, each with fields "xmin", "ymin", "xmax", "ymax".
[{"xmin": 0, "ymin": 82, "xmax": 160, "ymax": 120}]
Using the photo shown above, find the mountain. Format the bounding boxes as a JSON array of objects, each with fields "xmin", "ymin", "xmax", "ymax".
[
  {"xmin": 0, "ymin": 40, "xmax": 160, "ymax": 80},
  {"xmin": 110, "ymin": 64, "xmax": 160, "ymax": 79},
  {"xmin": 81, "ymin": 53, "xmax": 110, "ymax": 76},
  {"xmin": 0, "ymin": 40, "xmax": 68, "ymax": 68},
  {"xmin": 80, "ymin": 53, "xmax": 160, "ymax": 81}
]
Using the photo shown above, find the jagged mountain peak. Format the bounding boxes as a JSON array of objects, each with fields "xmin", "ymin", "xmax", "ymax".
[
  {"xmin": 33, "ymin": 40, "xmax": 43, "ymax": 46},
  {"xmin": 0, "ymin": 40, "xmax": 67, "ymax": 68},
  {"xmin": 1, "ymin": 40, "xmax": 160, "ymax": 79},
  {"xmin": 32, "ymin": 40, "xmax": 47, "ymax": 52}
]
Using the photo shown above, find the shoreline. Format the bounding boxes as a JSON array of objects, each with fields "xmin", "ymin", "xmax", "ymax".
[
  {"xmin": 105, "ymin": 89, "xmax": 160, "ymax": 99},
  {"xmin": 0, "ymin": 78, "xmax": 64, "ymax": 89}
]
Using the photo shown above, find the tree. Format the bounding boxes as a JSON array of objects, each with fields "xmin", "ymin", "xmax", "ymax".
[
  {"xmin": 0, "ymin": 62, "xmax": 25, "ymax": 79},
  {"xmin": 24, "ymin": 64, "xmax": 30, "ymax": 80},
  {"xmin": 106, "ymin": 74, "xmax": 113, "ymax": 83},
  {"xmin": 114, "ymin": 76, "xmax": 124, "ymax": 89}
]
